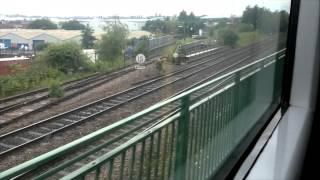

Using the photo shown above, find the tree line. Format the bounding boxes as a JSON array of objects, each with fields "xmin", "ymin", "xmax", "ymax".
[
  {"xmin": 242, "ymin": 5, "xmax": 289, "ymax": 33},
  {"xmin": 142, "ymin": 10, "xmax": 205, "ymax": 37},
  {"xmin": 27, "ymin": 18, "xmax": 86, "ymax": 30}
]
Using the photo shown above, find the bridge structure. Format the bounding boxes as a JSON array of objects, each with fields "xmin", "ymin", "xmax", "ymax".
[{"xmin": 0, "ymin": 49, "xmax": 286, "ymax": 180}]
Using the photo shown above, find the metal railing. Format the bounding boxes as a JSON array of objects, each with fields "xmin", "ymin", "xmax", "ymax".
[{"xmin": 0, "ymin": 49, "xmax": 286, "ymax": 180}]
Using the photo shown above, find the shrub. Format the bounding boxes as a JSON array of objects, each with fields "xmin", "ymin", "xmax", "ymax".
[
  {"xmin": 134, "ymin": 36, "xmax": 150, "ymax": 56},
  {"xmin": 34, "ymin": 43, "xmax": 49, "ymax": 51},
  {"xmin": 219, "ymin": 29, "xmax": 239, "ymax": 48},
  {"xmin": 49, "ymin": 81, "xmax": 64, "ymax": 98},
  {"xmin": 96, "ymin": 22, "xmax": 129, "ymax": 63},
  {"xmin": 237, "ymin": 23, "xmax": 254, "ymax": 32},
  {"xmin": 155, "ymin": 60, "xmax": 164, "ymax": 74},
  {"xmin": 40, "ymin": 42, "xmax": 92, "ymax": 73}
]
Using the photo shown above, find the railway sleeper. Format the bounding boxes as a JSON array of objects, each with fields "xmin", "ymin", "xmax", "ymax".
[
  {"xmin": 44, "ymin": 123, "xmax": 63, "ymax": 130},
  {"xmin": 101, "ymin": 102, "xmax": 117, "ymax": 107},
  {"xmin": 77, "ymin": 111, "xmax": 92, "ymax": 116},
  {"xmin": 36, "ymin": 127, "xmax": 53, "ymax": 134},
  {"xmin": 109, "ymin": 99, "xmax": 123, "ymax": 104},
  {"xmin": 60, "ymin": 118, "xmax": 75, "ymax": 123},
  {"xmin": 17, "ymin": 136, "xmax": 32, "ymax": 142},
  {"xmin": 0, "ymin": 142, "xmax": 15, "ymax": 150},
  {"xmin": 82, "ymin": 109, "xmax": 97, "ymax": 115},
  {"xmin": 67, "ymin": 114, "xmax": 85, "ymax": 120},
  {"xmin": 27, "ymin": 131, "xmax": 43, "ymax": 137}
]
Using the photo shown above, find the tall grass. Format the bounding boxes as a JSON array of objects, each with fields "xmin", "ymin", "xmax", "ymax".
[{"xmin": 237, "ymin": 31, "xmax": 267, "ymax": 47}]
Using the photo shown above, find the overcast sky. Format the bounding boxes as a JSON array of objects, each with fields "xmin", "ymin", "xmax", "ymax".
[{"xmin": 0, "ymin": 0, "xmax": 291, "ymax": 17}]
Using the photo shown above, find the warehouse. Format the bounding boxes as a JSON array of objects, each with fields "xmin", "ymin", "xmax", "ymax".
[
  {"xmin": 0, "ymin": 29, "xmax": 151, "ymax": 50},
  {"xmin": 0, "ymin": 29, "xmax": 82, "ymax": 50}
]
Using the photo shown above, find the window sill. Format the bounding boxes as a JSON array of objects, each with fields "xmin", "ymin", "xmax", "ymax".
[{"xmin": 235, "ymin": 106, "xmax": 313, "ymax": 180}]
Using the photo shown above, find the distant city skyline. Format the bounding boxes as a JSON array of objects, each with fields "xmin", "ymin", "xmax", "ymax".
[{"xmin": 0, "ymin": 0, "xmax": 291, "ymax": 18}]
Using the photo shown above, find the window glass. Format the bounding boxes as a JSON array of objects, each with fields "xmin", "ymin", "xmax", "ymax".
[{"xmin": 0, "ymin": 0, "xmax": 291, "ymax": 179}]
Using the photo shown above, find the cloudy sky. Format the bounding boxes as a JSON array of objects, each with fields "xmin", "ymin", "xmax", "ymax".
[{"xmin": 0, "ymin": 0, "xmax": 291, "ymax": 17}]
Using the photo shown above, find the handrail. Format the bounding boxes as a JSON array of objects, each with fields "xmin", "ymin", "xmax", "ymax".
[
  {"xmin": 62, "ymin": 49, "xmax": 286, "ymax": 179},
  {"xmin": 0, "ymin": 49, "xmax": 286, "ymax": 180}
]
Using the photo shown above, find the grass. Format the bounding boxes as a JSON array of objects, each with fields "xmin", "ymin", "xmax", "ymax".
[
  {"xmin": 0, "ymin": 55, "xmax": 131, "ymax": 99},
  {"xmin": 95, "ymin": 57, "xmax": 126, "ymax": 73},
  {"xmin": 237, "ymin": 31, "xmax": 268, "ymax": 47},
  {"xmin": 161, "ymin": 44, "xmax": 178, "ymax": 58},
  {"xmin": 176, "ymin": 38, "xmax": 196, "ymax": 46},
  {"xmin": 0, "ymin": 66, "xmax": 95, "ymax": 98}
]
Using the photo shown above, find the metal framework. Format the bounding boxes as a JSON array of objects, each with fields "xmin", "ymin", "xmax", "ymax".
[{"xmin": 0, "ymin": 49, "xmax": 286, "ymax": 180}]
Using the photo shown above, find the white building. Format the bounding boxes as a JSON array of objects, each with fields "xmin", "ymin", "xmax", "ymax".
[
  {"xmin": 0, "ymin": 29, "xmax": 82, "ymax": 50},
  {"xmin": 0, "ymin": 29, "xmax": 151, "ymax": 50}
]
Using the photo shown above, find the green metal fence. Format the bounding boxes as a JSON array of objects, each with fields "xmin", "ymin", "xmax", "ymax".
[{"xmin": 0, "ymin": 49, "xmax": 286, "ymax": 180}]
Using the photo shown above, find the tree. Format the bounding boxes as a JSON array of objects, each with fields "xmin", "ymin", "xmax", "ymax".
[
  {"xmin": 134, "ymin": 36, "xmax": 150, "ymax": 56},
  {"xmin": 220, "ymin": 29, "xmax": 239, "ymax": 48},
  {"xmin": 237, "ymin": 23, "xmax": 254, "ymax": 32},
  {"xmin": 61, "ymin": 20, "xmax": 85, "ymax": 30},
  {"xmin": 241, "ymin": 5, "xmax": 289, "ymax": 33},
  {"xmin": 208, "ymin": 27, "xmax": 215, "ymax": 42},
  {"xmin": 96, "ymin": 21, "xmax": 129, "ymax": 62},
  {"xmin": 41, "ymin": 42, "xmax": 90, "ymax": 73},
  {"xmin": 27, "ymin": 19, "xmax": 58, "ymax": 29},
  {"xmin": 177, "ymin": 11, "xmax": 205, "ymax": 37},
  {"xmin": 142, "ymin": 18, "xmax": 179, "ymax": 34},
  {"xmin": 81, "ymin": 24, "xmax": 96, "ymax": 49},
  {"xmin": 279, "ymin": 10, "xmax": 290, "ymax": 32},
  {"xmin": 142, "ymin": 19, "xmax": 166, "ymax": 33},
  {"xmin": 178, "ymin": 10, "xmax": 188, "ymax": 22},
  {"xmin": 242, "ymin": 5, "xmax": 260, "ymax": 30}
]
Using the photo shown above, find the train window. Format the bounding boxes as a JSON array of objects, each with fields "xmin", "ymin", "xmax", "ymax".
[{"xmin": 0, "ymin": 0, "xmax": 292, "ymax": 179}]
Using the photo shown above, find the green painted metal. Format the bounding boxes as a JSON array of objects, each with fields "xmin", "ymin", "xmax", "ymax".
[
  {"xmin": 174, "ymin": 95, "xmax": 190, "ymax": 180},
  {"xmin": 0, "ymin": 49, "xmax": 286, "ymax": 180}
]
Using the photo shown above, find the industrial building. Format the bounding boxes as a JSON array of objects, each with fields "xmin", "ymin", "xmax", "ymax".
[
  {"xmin": 0, "ymin": 29, "xmax": 82, "ymax": 50},
  {"xmin": 0, "ymin": 29, "xmax": 151, "ymax": 50}
]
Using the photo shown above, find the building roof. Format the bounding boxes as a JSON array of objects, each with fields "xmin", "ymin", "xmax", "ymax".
[
  {"xmin": 0, "ymin": 29, "xmax": 152, "ymax": 41},
  {"xmin": 0, "ymin": 29, "xmax": 81, "ymax": 40}
]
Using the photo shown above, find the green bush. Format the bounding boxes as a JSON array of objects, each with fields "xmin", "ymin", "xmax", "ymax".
[
  {"xmin": 0, "ymin": 54, "xmax": 95, "ymax": 98},
  {"xmin": 34, "ymin": 43, "xmax": 49, "ymax": 51},
  {"xmin": 134, "ymin": 36, "xmax": 150, "ymax": 56},
  {"xmin": 96, "ymin": 22, "xmax": 129, "ymax": 62},
  {"xmin": 40, "ymin": 42, "xmax": 92, "ymax": 73},
  {"xmin": 155, "ymin": 60, "xmax": 164, "ymax": 74},
  {"xmin": 94, "ymin": 57, "xmax": 125, "ymax": 72},
  {"xmin": 237, "ymin": 23, "xmax": 254, "ymax": 32},
  {"xmin": 219, "ymin": 29, "xmax": 239, "ymax": 48},
  {"xmin": 237, "ymin": 31, "xmax": 267, "ymax": 47},
  {"xmin": 48, "ymin": 81, "xmax": 64, "ymax": 98}
]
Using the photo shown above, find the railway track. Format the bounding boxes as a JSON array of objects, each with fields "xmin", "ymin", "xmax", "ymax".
[
  {"xmin": 0, "ymin": 56, "xmax": 167, "ymax": 127},
  {"xmin": 0, "ymin": 42, "xmax": 222, "ymax": 126},
  {"xmin": 19, "ymin": 40, "xmax": 280, "ymax": 179},
  {"xmin": 0, "ymin": 39, "xmax": 275, "ymax": 161},
  {"xmin": 0, "ymin": 45, "xmax": 228, "ymax": 128}
]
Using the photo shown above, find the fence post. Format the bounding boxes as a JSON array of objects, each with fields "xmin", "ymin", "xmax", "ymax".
[
  {"xmin": 234, "ymin": 72, "xmax": 241, "ymax": 116},
  {"xmin": 232, "ymin": 72, "xmax": 241, "ymax": 144},
  {"xmin": 174, "ymin": 95, "xmax": 190, "ymax": 180}
]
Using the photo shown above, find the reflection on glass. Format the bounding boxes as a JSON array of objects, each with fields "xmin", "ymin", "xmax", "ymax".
[{"xmin": 0, "ymin": 0, "xmax": 291, "ymax": 179}]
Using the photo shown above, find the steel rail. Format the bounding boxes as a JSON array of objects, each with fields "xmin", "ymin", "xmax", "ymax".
[{"xmin": 0, "ymin": 41, "xmax": 271, "ymax": 157}]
